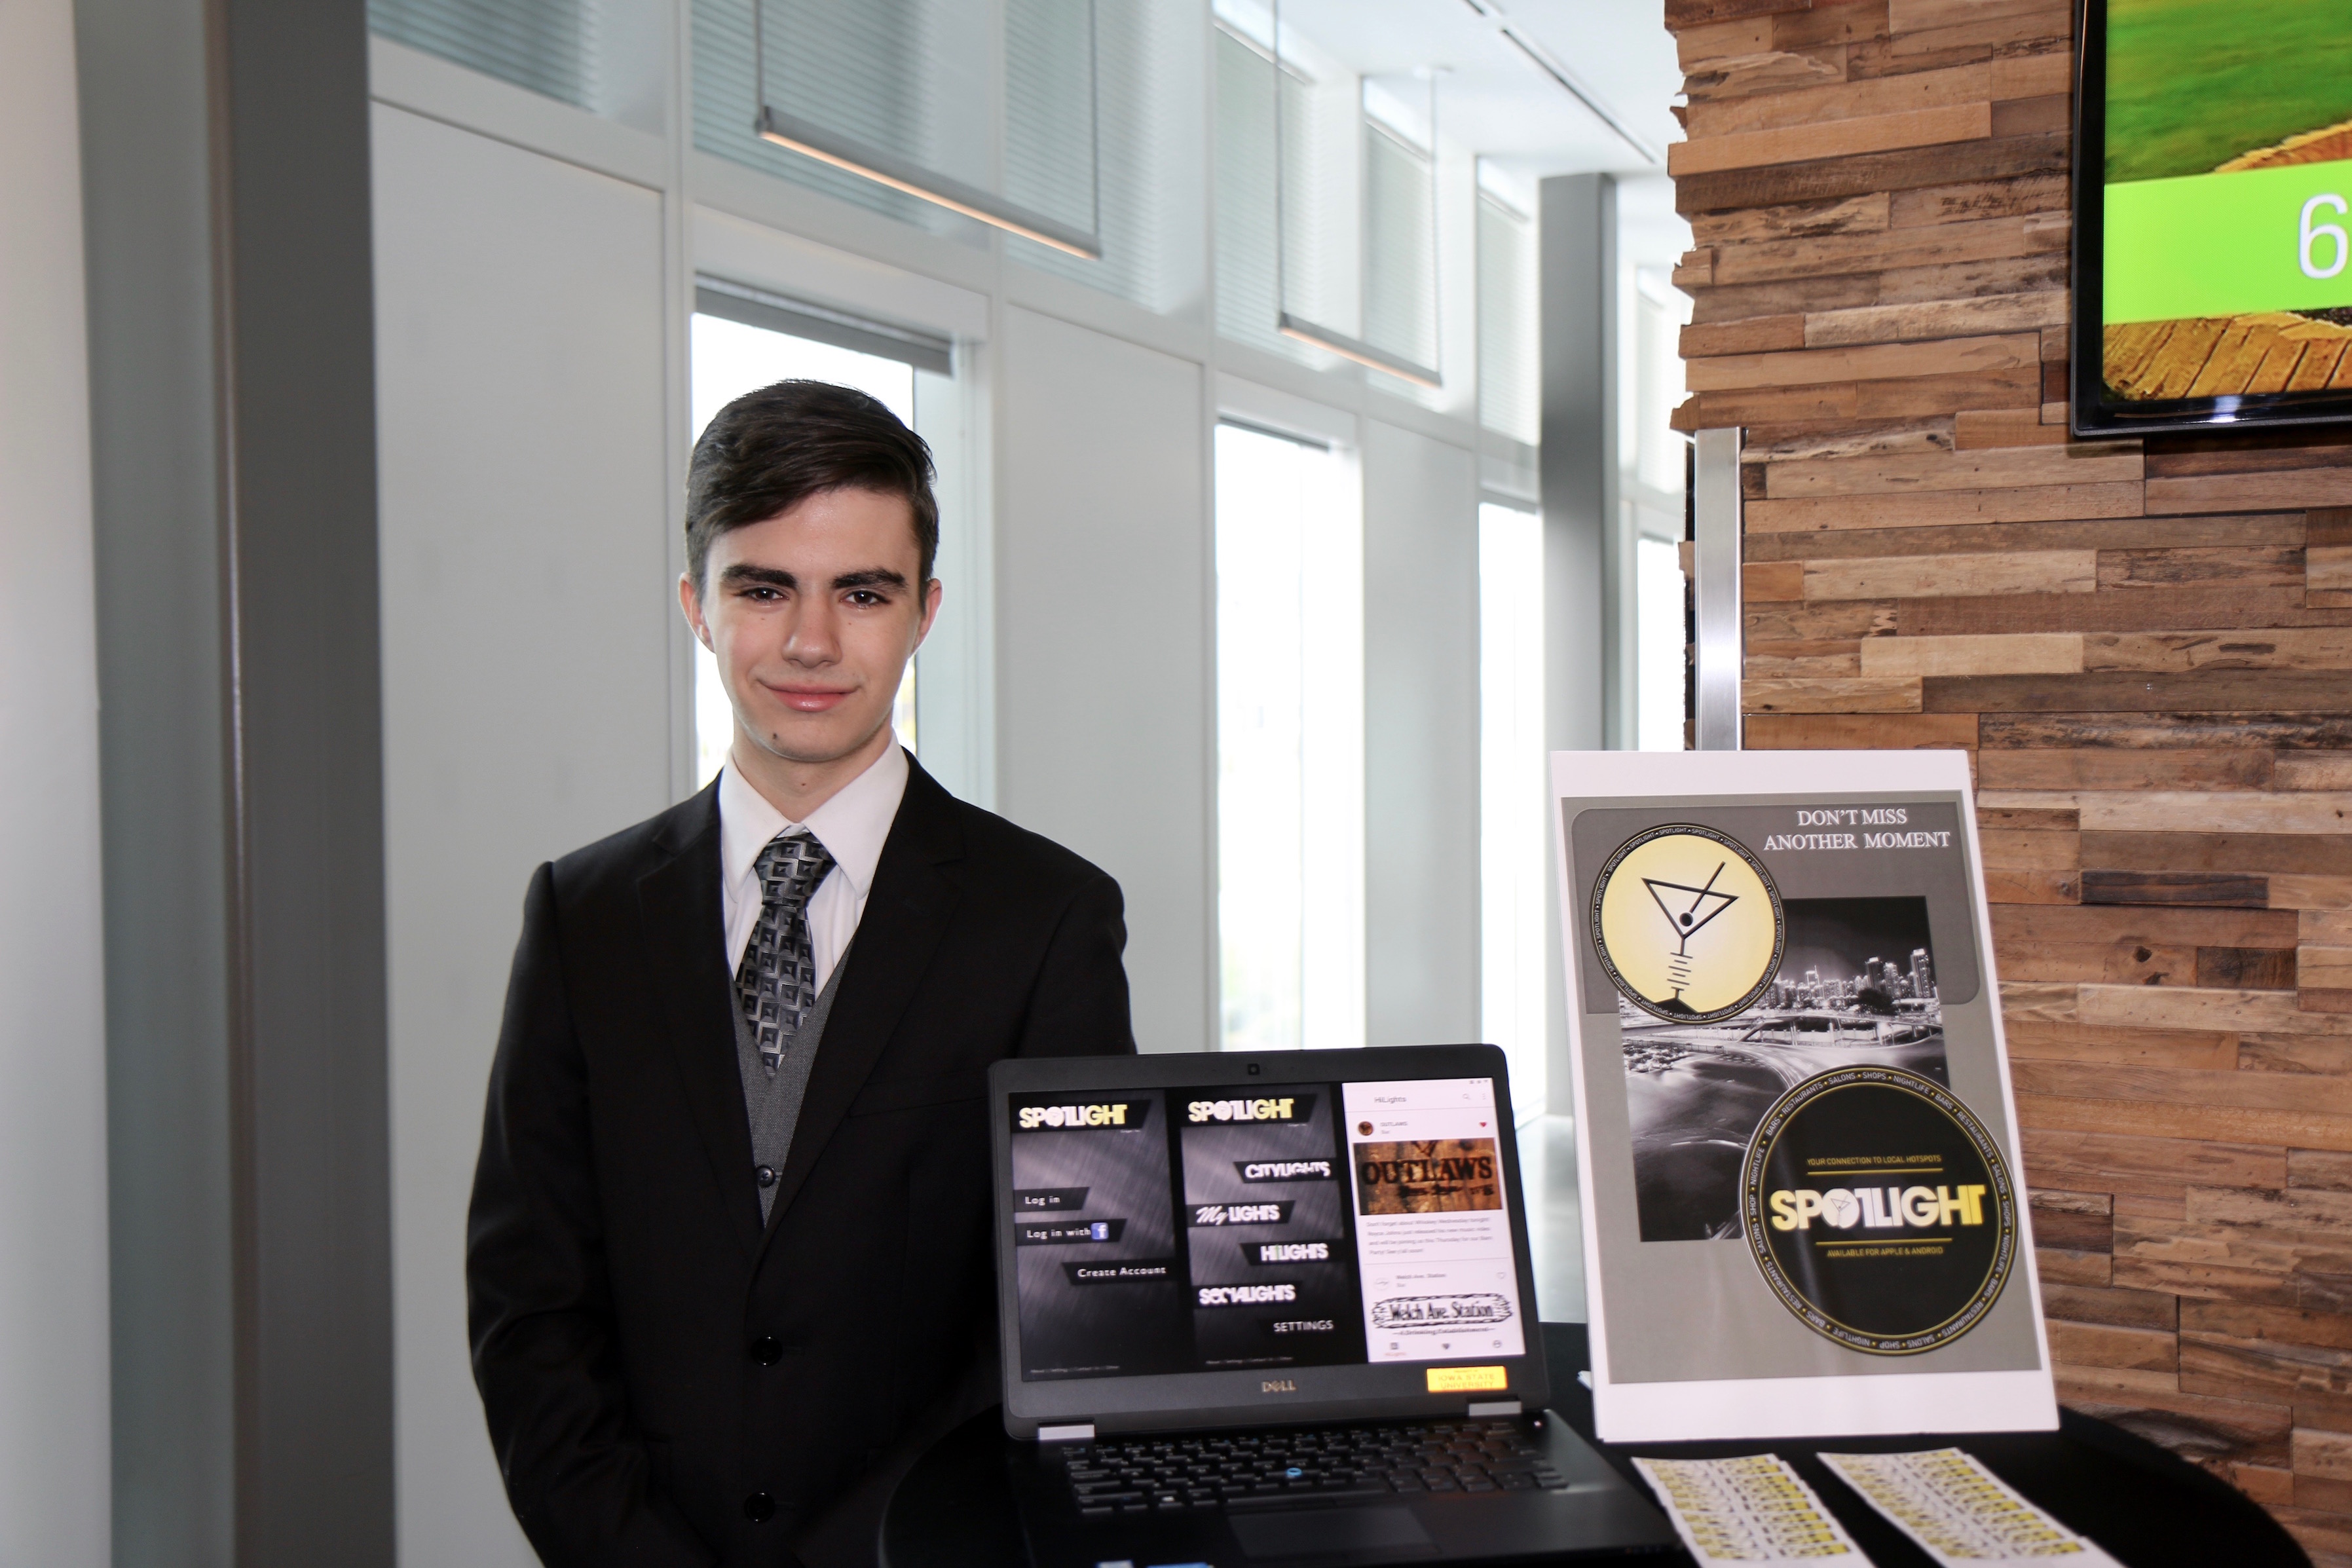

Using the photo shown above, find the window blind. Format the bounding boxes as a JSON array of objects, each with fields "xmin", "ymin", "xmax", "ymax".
[
  {"xmin": 1004, "ymin": 0, "xmax": 1179, "ymax": 313},
  {"xmin": 692, "ymin": 0, "xmax": 984, "ymax": 239},
  {"xmin": 1362, "ymin": 120, "xmax": 1435, "ymax": 370},
  {"xmin": 695, "ymin": 277, "xmax": 953, "ymax": 377},
  {"xmin": 1212, "ymin": 25, "xmax": 1328, "ymax": 364},
  {"xmin": 369, "ymin": 0, "xmax": 596, "ymax": 110},
  {"xmin": 1478, "ymin": 191, "xmax": 1539, "ymax": 446}
]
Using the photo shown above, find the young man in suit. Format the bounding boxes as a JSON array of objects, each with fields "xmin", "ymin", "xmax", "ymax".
[{"xmin": 468, "ymin": 381, "xmax": 1136, "ymax": 1567}]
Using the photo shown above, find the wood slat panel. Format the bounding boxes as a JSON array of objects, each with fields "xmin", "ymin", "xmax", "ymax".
[
  {"xmin": 1708, "ymin": 215, "xmax": 2064, "ymax": 287},
  {"xmin": 1859, "ymin": 631, "xmax": 2081, "ymax": 675},
  {"xmin": 1747, "ymin": 515, "xmax": 2307, "ymax": 561},
  {"xmin": 1905, "ymin": 586, "xmax": 2352, "ymax": 635},
  {"xmin": 1922, "ymin": 671, "xmax": 2352, "ymax": 712},
  {"xmin": 1669, "ymin": 1, "xmax": 2352, "ymax": 1534},
  {"xmin": 1763, "ymin": 445, "xmax": 2142, "ymax": 496},
  {"xmin": 1809, "ymin": 549, "xmax": 2095, "ymax": 599},
  {"xmin": 1979, "ymin": 713, "xmax": 2352, "ymax": 749},
  {"xmin": 1688, "ymin": 330, "xmax": 2040, "ymax": 390},
  {"xmin": 1670, "ymin": 102, "xmax": 1994, "ymax": 176},
  {"xmin": 1742, "ymin": 711, "xmax": 1979, "ymax": 747},
  {"xmin": 1676, "ymin": 127, "xmax": 2068, "ymax": 213}
]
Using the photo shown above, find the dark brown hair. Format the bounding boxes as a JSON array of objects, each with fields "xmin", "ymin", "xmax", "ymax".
[{"xmin": 684, "ymin": 379, "xmax": 939, "ymax": 592}]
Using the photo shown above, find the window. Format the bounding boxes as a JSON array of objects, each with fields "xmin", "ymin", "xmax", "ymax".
[
  {"xmin": 694, "ymin": 0, "xmax": 1180, "ymax": 312},
  {"xmin": 1215, "ymin": 421, "xmax": 1362, "ymax": 1053},
  {"xmin": 1630, "ymin": 266, "xmax": 1692, "ymax": 753},
  {"xmin": 1212, "ymin": 12, "xmax": 1355, "ymax": 365},
  {"xmin": 369, "ymin": 0, "xmax": 665, "ymax": 128},
  {"xmin": 1478, "ymin": 189, "xmax": 1538, "ymax": 446},
  {"xmin": 1003, "ymin": 0, "xmax": 1191, "ymax": 313},
  {"xmin": 692, "ymin": 0, "xmax": 994, "ymax": 240},
  {"xmin": 1635, "ymin": 537, "xmax": 1685, "ymax": 752},
  {"xmin": 1214, "ymin": 24, "xmax": 1307, "ymax": 360},
  {"xmin": 688, "ymin": 304, "xmax": 923, "ymax": 787},
  {"xmin": 1479, "ymin": 500, "xmax": 1546, "ymax": 1113},
  {"xmin": 370, "ymin": 0, "xmax": 598, "ymax": 110},
  {"xmin": 1362, "ymin": 99, "xmax": 1436, "ymax": 373}
]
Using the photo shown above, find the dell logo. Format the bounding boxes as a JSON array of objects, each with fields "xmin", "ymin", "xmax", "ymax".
[{"xmin": 1261, "ymin": 1379, "xmax": 1297, "ymax": 1394}]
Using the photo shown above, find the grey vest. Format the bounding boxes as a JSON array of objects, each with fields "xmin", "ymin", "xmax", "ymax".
[{"xmin": 734, "ymin": 946, "xmax": 848, "ymax": 1225}]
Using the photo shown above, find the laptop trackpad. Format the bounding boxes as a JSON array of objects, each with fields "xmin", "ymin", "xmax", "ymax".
[{"xmin": 1228, "ymin": 1506, "xmax": 1435, "ymax": 1563}]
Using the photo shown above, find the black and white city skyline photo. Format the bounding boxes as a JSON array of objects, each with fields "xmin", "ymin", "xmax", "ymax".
[{"xmin": 1620, "ymin": 896, "xmax": 1950, "ymax": 1243}]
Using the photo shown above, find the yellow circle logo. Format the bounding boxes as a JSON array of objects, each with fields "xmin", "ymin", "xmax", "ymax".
[{"xmin": 1590, "ymin": 825, "xmax": 1784, "ymax": 1021}]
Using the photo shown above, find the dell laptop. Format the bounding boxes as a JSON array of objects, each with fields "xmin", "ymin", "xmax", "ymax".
[{"xmin": 988, "ymin": 1045, "xmax": 1675, "ymax": 1567}]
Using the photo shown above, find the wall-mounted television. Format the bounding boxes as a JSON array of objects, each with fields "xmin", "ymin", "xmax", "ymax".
[{"xmin": 2073, "ymin": 0, "xmax": 2352, "ymax": 436}]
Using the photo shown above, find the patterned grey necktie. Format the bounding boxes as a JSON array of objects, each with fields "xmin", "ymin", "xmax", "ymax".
[{"xmin": 734, "ymin": 832, "xmax": 837, "ymax": 1076}]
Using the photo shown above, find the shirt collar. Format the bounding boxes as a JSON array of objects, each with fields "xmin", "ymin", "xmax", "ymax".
[{"xmin": 718, "ymin": 741, "xmax": 910, "ymax": 899}]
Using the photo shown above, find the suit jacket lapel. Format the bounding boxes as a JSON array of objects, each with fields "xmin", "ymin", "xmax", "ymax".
[
  {"xmin": 758, "ymin": 760, "xmax": 963, "ymax": 1249},
  {"xmin": 637, "ymin": 782, "xmax": 764, "ymax": 1255}
]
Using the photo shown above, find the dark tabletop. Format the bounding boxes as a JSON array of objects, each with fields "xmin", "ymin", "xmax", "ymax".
[{"xmin": 880, "ymin": 1322, "xmax": 2309, "ymax": 1567}]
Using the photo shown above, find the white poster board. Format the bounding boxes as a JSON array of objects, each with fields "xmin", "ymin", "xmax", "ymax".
[{"xmin": 1552, "ymin": 750, "xmax": 2057, "ymax": 1442}]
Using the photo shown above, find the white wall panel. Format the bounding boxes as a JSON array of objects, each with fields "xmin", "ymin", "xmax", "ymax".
[
  {"xmin": 997, "ymin": 307, "xmax": 1209, "ymax": 1055},
  {"xmin": 372, "ymin": 103, "xmax": 674, "ymax": 1568},
  {"xmin": 0, "ymin": 5, "xmax": 111, "ymax": 1563},
  {"xmin": 1361, "ymin": 420, "xmax": 1481, "ymax": 1047}
]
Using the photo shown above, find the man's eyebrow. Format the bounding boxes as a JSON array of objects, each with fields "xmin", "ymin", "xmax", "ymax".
[
  {"xmin": 831, "ymin": 568, "xmax": 909, "ymax": 592},
  {"xmin": 719, "ymin": 563, "xmax": 796, "ymax": 590}
]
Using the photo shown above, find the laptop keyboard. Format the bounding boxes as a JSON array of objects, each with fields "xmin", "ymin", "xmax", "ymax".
[{"xmin": 1056, "ymin": 1419, "xmax": 1570, "ymax": 1516}]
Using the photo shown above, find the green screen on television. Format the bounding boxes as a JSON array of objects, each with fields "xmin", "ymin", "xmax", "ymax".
[{"xmin": 2082, "ymin": 0, "xmax": 2352, "ymax": 430}]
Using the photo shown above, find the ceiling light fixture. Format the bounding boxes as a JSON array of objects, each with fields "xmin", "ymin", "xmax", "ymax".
[{"xmin": 751, "ymin": 0, "xmax": 1104, "ymax": 260}]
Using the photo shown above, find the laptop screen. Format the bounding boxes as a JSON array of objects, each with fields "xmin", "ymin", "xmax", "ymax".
[{"xmin": 1005, "ymin": 1073, "xmax": 1528, "ymax": 1386}]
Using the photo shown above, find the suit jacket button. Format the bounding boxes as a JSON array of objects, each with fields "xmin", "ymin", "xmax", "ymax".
[
  {"xmin": 744, "ymin": 1491, "xmax": 775, "ymax": 1523},
  {"xmin": 750, "ymin": 1335, "xmax": 782, "ymax": 1365},
  {"xmin": 755, "ymin": 1165, "xmax": 777, "ymax": 1189}
]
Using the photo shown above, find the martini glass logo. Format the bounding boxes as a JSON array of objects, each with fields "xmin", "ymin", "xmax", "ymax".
[
  {"xmin": 1644, "ymin": 862, "xmax": 1742, "ymax": 1012},
  {"xmin": 1591, "ymin": 825, "xmax": 1783, "ymax": 1022}
]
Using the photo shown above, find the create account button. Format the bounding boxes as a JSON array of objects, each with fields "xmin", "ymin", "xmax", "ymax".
[{"xmin": 1062, "ymin": 1259, "xmax": 1176, "ymax": 1285}]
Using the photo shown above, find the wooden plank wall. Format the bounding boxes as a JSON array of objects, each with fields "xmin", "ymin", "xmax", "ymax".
[{"xmin": 1665, "ymin": 1, "xmax": 2352, "ymax": 1559}]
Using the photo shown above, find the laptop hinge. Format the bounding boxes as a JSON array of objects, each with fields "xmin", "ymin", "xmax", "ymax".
[
  {"xmin": 1039, "ymin": 1423, "xmax": 1096, "ymax": 1443},
  {"xmin": 1467, "ymin": 1400, "xmax": 1523, "ymax": 1419}
]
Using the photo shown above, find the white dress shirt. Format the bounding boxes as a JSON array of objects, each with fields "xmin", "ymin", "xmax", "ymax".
[{"xmin": 719, "ymin": 742, "xmax": 909, "ymax": 991}]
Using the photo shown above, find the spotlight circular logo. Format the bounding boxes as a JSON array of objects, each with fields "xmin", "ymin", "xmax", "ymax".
[
  {"xmin": 1739, "ymin": 1067, "xmax": 2017, "ymax": 1356},
  {"xmin": 1590, "ymin": 825, "xmax": 1784, "ymax": 1022}
]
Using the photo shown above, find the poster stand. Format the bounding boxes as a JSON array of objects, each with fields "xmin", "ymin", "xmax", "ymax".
[{"xmin": 1552, "ymin": 749, "xmax": 2057, "ymax": 1443}]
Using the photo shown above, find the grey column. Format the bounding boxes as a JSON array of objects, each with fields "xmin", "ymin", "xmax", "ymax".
[
  {"xmin": 77, "ymin": 0, "xmax": 236, "ymax": 1557},
  {"xmin": 77, "ymin": 0, "xmax": 395, "ymax": 1561},
  {"xmin": 1539, "ymin": 172, "xmax": 1615, "ymax": 1113}
]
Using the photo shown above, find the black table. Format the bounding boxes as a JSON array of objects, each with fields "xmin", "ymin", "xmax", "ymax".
[{"xmin": 880, "ymin": 1323, "xmax": 2308, "ymax": 1567}]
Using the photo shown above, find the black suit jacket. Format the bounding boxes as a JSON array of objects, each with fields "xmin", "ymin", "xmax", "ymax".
[{"xmin": 468, "ymin": 757, "xmax": 1135, "ymax": 1567}]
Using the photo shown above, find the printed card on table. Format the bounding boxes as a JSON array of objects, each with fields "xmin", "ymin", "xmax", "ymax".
[
  {"xmin": 1820, "ymin": 1449, "xmax": 2122, "ymax": 1567},
  {"xmin": 1633, "ymin": 1454, "xmax": 1869, "ymax": 1566}
]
